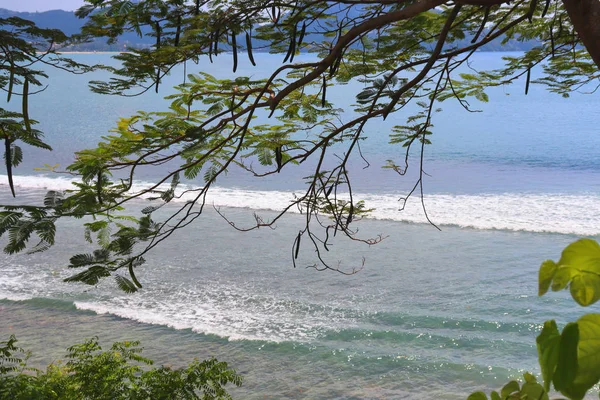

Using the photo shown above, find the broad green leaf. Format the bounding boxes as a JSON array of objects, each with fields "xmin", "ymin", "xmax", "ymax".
[
  {"xmin": 490, "ymin": 391, "xmax": 500, "ymax": 400},
  {"xmin": 520, "ymin": 375, "xmax": 548, "ymax": 400},
  {"xmin": 538, "ymin": 260, "xmax": 557, "ymax": 296},
  {"xmin": 467, "ymin": 392, "xmax": 487, "ymax": 400},
  {"xmin": 540, "ymin": 240, "xmax": 600, "ymax": 306},
  {"xmin": 536, "ymin": 320, "xmax": 560, "ymax": 392},
  {"xmin": 551, "ymin": 266, "xmax": 574, "ymax": 292},
  {"xmin": 553, "ymin": 322, "xmax": 579, "ymax": 397},
  {"xmin": 570, "ymin": 273, "xmax": 600, "ymax": 307},
  {"xmin": 500, "ymin": 380, "xmax": 519, "ymax": 398},
  {"xmin": 558, "ymin": 314, "xmax": 600, "ymax": 400}
]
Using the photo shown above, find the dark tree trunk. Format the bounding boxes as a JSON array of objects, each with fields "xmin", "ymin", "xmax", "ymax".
[{"xmin": 562, "ymin": 0, "xmax": 600, "ymax": 69}]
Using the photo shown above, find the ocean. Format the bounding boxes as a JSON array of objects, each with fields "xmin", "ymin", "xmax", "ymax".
[{"xmin": 1, "ymin": 52, "xmax": 599, "ymax": 399}]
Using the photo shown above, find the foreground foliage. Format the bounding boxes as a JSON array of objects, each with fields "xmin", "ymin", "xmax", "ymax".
[
  {"xmin": 470, "ymin": 239, "xmax": 600, "ymax": 400},
  {"xmin": 0, "ymin": 336, "xmax": 241, "ymax": 400}
]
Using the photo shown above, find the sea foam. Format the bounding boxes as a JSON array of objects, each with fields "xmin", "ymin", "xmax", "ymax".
[{"xmin": 1, "ymin": 174, "xmax": 598, "ymax": 236}]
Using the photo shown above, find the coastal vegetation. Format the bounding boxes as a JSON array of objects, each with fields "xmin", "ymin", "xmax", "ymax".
[
  {"xmin": 0, "ymin": 335, "xmax": 241, "ymax": 399},
  {"xmin": 1, "ymin": 0, "xmax": 599, "ymax": 398}
]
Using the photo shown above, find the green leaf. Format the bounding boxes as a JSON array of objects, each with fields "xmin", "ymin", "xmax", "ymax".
[
  {"xmin": 69, "ymin": 253, "xmax": 96, "ymax": 267},
  {"xmin": 556, "ymin": 314, "xmax": 600, "ymax": 400},
  {"xmin": 115, "ymin": 275, "xmax": 138, "ymax": 293},
  {"xmin": 500, "ymin": 381, "xmax": 519, "ymax": 398},
  {"xmin": 553, "ymin": 322, "xmax": 579, "ymax": 397},
  {"xmin": 538, "ymin": 260, "xmax": 557, "ymax": 296},
  {"xmin": 489, "ymin": 391, "xmax": 501, "ymax": 400},
  {"xmin": 467, "ymin": 392, "xmax": 487, "ymax": 400},
  {"xmin": 539, "ymin": 239, "xmax": 600, "ymax": 306},
  {"xmin": 64, "ymin": 266, "xmax": 111, "ymax": 285},
  {"xmin": 519, "ymin": 373, "xmax": 548, "ymax": 400},
  {"xmin": 44, "ymin": 190, "xmax": 64, "ymax": 208},
  {"xmin": 141, "ymin": 205, "xmax": 160, "ymax": 214},
  {"xmin": 536, "ymin": 320, "xmax": 561, "ymax": 392}
]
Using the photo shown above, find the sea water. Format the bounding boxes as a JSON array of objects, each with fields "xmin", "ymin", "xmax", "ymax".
[{"xmin": 0, "ymin": 53, "xmax": 599, "ymax": 399}]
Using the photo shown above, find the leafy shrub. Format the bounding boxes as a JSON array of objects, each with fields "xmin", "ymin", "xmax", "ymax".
[
  {"xmin": 0, "ymin": 336, "xmax": 241, "ymax": 400},
  {"xmin": 471, "ymin": 239, "xmax": 600, "ymax": 400}
]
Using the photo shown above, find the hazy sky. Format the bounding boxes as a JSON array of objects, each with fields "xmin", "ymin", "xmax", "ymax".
[{"xmin": 0, "ymin": 0, "xmax": 86, "ymax": 12}]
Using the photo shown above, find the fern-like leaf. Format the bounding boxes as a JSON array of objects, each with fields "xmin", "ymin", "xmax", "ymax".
[
  {"xmin": 64, "ymin": 266, "xmax": 111, "ymax": 285},
  {"xmin": 115, "ymin": 275, "xmax": 138, "ymax": 293}
]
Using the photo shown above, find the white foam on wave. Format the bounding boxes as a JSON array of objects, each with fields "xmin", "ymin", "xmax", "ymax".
[
  {"xmin": 73, "ymin": 282, "xmax": 349, "ymax": 342},
  {"xmin": 2, "ymin": 174, "xmax": 598, "ymax": 235}
]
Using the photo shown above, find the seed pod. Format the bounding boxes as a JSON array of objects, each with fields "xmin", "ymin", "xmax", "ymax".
[
  {"xmin": 321, "ymin": 76, "xmax": 327, "ymax": 108},
  {"xmin": 232, "ymin": 31, "xmax": 238, "ymax": 73},
  {"xmin": 550, "ymin": 28, "xmax": 555, "ymax": 58},
  {"xmin": 97, "ymin": 171, "xmax": 103, "ymax": 205},
  {"xmin": 5, "ymin": 137, "xmax": 14, "ymax": 197},
  {"xmin": 525, "ymin": 66, "xmax": 531, "ymax": 95},
  {"xmin": 246, "ymin": 32, "xmax": 256, "ymax": 66},
  {"xmin": 214, "ymin": 27, "xmax": 220, "ymax": 55},
  {"xmin": 294, "ymin": 232, "xmax": 301, "ymax": 259},
  {"xmin": 283, "ymin": 24, "xmax": 297, "ymax": 63},
  {"xmin": 155, "ymin": 21, "xmax": 161, "ymax": 93},
  {"xmin": 471, "ymin": 7, "xmax": 489, "ymax": 44},
  {"xmin": 346, "ymin": 203, "xmax": 354, "ymax": 226},
  {"xmin": 174, "ymin": 15, "xmax": 181, "ymax": 46},
  {"xmin": 542, "ymin": 0, "xmax": 551, "ymax": 17},
  {"xmin": 297, "ymin": 22, "xmax": 306, "ymax": 49},
  {"xmin": 275, "ymin": 145, "xmax": 282, "ymax": 172},
  {"xmin": 194, "ymin": 0, "xmax": 200, "ymax": 15},
  {"xmin": 7, "ymin": 63, "xmax": 14, "ymax": 103},
  {"xmin": 326, "ymin": 184, "xmax": 333, "ymax": 197},
  {"xmin": 22, "ymin": 77, "xmax": 30, "ymax": 132}
]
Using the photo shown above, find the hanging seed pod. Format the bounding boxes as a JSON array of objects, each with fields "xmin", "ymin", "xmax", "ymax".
[
  {"xmin": 214, "ymin": 27, "xmax": 220, "ymax": 55},
  {"xmin": 97, "ymin": 171, "xmax": 103, "ymax": 205},
  {"xmin": 232, "ymin": 31, "xmax": 238, "ymax": 73},
  {"xmin": 7, "ymin": 63, "xmax": 14, "ymax": 103},
  {"xmin": 550, "ymin": 28, "xmax": 555, "ymax": 58},
  {"xmin": 329, "ymin": 56, "xmax": 342, "ymax": 76},
  {"xmin": 194, "ymin": 0, "xmax": 200, "ymax": 16},
  {"xmin": 542, "ymin": 0, "xmax": 551, "ymax": 17},
  {"xmin": 208, "ymin": 32, "xmax": 214, "ymax": 63},
  {"xmin": 246, "ymin": 32, "xmax": 256, "ymax": 66},
  {"xmin": 471, "ymin": 7, "xmax": 489, "ymax": 43},
  {"xmin": 275, "ymin": 145, "xmax": 283, "ymax": 172},
  {"xmin": 326, "ymin": 184, "xmax": 334, "ymax": 197},
  {"xmin": 321, "ymin": 76, "xmax": 327, "ymax": 108},
  {"xmin": 22, "ymin": 77, "xmax": 30, "ymax": 132},
  {"xmin": 346, "ymin": 203, "xmax": 354, "ymax": 226},
  {"xmin": 294, "ymin": 232, "xmax": 301, "ymax": 259},
  {"xmin": 174, "ymin": 15, "xmax": 181, "ymax": 46},
  {"xmin": 283, "ymin": 24, "xmax": 297, "ymax": 63},
  {"xmin": 5, "ymin": 137, "xmax": 14, "ymax": 197},
  {"xmin": 525, "ymin": 66, "xmax": 531, "ymax": 95},
  {"xmin": 155, "ymin": 21, "xmax": 161, "ymax": 93},
  {"xmin": 297, "ymin": 22, "xmax": 306, "ymax": 49}
]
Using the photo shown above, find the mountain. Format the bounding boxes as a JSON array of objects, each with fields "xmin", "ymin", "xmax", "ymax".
[
  {"xmin": 0, "ymin": 8, "xmax": 539, "ymax": 52},
  {"xmin": 0, "ymin": 8, "xmax": 152, "ymax": 51}
]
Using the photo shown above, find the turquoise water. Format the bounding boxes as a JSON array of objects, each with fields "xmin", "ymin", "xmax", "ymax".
[{"xmin": 1, "ymin": 53, "xmax": 599, "ymax": 398}]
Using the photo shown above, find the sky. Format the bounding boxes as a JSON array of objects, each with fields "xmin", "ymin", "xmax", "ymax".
[{"xmin": 0, "ymin": 0, "xmax": 86, "ymax": 12}]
